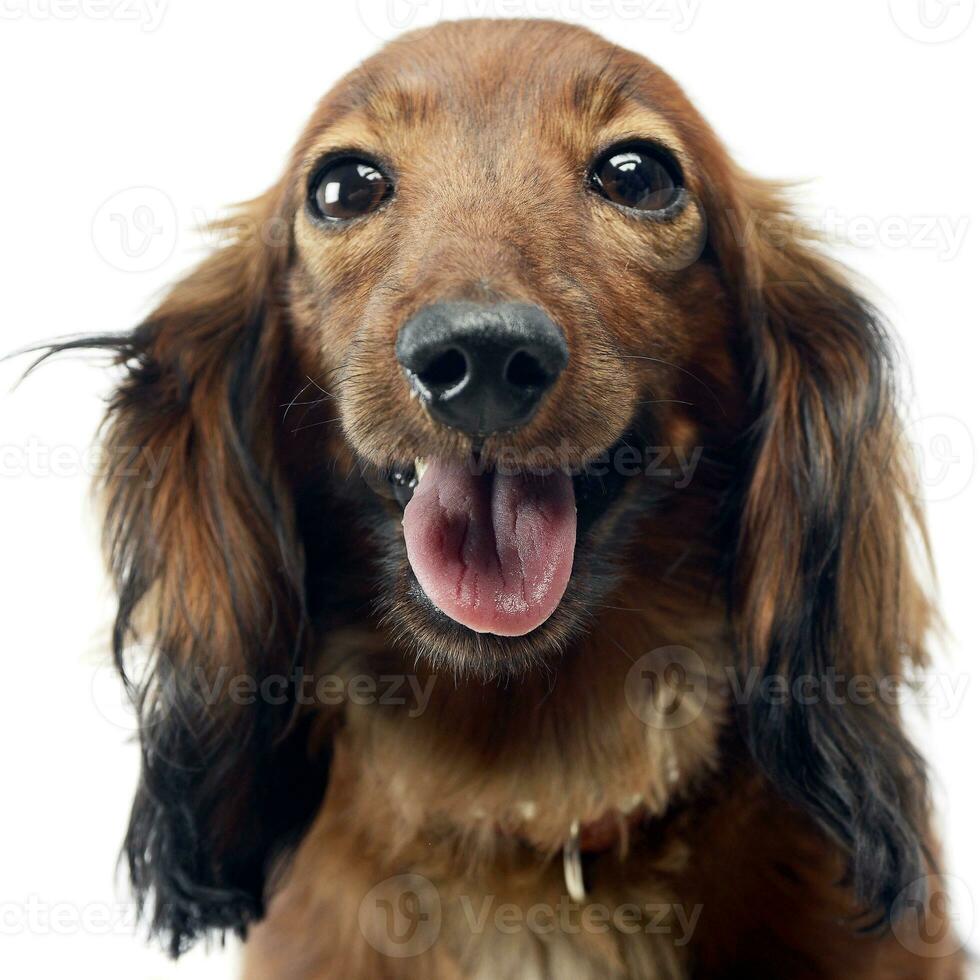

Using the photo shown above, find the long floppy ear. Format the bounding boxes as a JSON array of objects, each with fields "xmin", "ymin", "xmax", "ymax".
[
  {"xmin": 717, "ymin": 173, "xmax": 933, "ymax": 919},
  {"xmin": 35, "ymin": 192, "xmax": 331, "ymax": 954}
]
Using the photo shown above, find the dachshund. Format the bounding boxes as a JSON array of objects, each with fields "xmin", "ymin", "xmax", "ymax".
[{"xmin": 33, "ymin": 18, "xmax": 965, "ymax": 979}]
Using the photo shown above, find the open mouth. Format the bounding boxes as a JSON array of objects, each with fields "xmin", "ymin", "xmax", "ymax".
[
  {"xmin": 403, "ymin": 458, "xmax": 577, "ymax": 636},
  {"xmin": 374, "ymin": 444, "xmax": 634, "ymax": 638}
]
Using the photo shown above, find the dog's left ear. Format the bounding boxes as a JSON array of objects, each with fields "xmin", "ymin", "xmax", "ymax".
[
  {"xmin": 713, "ymin": 172, "xmax": 933, "ymax": 918},
  {"xmin": 31, "ymin": 189, "xmax": 331, "ymax": 955}
]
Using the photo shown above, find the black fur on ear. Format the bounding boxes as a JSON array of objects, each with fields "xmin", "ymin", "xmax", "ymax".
[
  {"xmin": 714, "ymin": 173, "xmax": 934, "ymax": 923},
  {"xmin": 24, "ymin": 197, "xmax": 334, "ymax": 956}
]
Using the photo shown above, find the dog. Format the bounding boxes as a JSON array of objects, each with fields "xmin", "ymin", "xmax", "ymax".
[{"xmin": 33, "ymin": 18, "xmax": 965, "ymax": 979}]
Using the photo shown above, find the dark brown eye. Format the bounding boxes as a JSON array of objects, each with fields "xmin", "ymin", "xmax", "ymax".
[
  {"xmin": 309, "ymin": 156, "xmax": 392, "ymax": 222},
  {"xmin": 589, "ymin": 143, "xmax": 682, "ymax": 214}
]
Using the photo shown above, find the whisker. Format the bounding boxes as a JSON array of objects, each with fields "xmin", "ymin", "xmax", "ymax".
[
  {"xmin": 620, "ymin": 354, "xmax": 726, "ymax": 415},
  {"xmin": 280, "ymin": 397, "xmax": 331, "ymax": 409},
  {"xmin": 281, "ymin": 381, "xmax": 312, "ymax": 422},
  {"xmin": 291, "ymin": 417, "xmax": 343, "ymax": 435},
  {"xmin": 604, "ymin": 632, "xmax": 640, "ymax": 664},
  {"xmin": 305, "ymin": 374, "xmax": 333, "ymax": 396},
  {"xmin": 296, "ymin": 397, "xmax": 334, "ymax": 426}
]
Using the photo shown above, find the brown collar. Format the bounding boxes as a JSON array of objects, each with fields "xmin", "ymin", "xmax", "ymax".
[
  {"xmin": 576, "ymin": 805, "xmax": 648, "ymax": 853},
  {"xmin": 562, "ymin": 806, "xmax": 649, "ymax": 901},
  {"xmin": 499, "ymin": 804, "xmax": 649, "ymax": 903}
]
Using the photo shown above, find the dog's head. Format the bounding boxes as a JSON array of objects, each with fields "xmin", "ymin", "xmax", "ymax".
[
  {"xmin": 42, "ymin": 19, "xmax": 932, "ymax": 956},
  {"xmin": 282, "ymin": 20, "xmax": 738, "ymax": 673}
]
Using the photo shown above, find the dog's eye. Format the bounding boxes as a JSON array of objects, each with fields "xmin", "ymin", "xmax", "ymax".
[
  {"xmin": 589, "ymin": 143, "xmax": 682, "ymax": 214},
  {"xmin": 309, "ymin": 156, "xmax": 393, "ymax": 222}
]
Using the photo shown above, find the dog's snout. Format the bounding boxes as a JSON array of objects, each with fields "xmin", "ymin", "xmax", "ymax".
[{"xmin": 395, "ymin": 301, "xmax": 568, "ymax": 436}]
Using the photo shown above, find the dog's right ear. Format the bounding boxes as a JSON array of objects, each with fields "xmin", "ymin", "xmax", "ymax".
[{"xmin": 27, "ymin": 189, "xmax": 333, "ymax": 956}]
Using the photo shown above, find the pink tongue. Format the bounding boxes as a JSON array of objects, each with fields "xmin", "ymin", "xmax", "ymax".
[{"xmin": 403, "ymin": 459, "xmax": 576, "ymax": 636}]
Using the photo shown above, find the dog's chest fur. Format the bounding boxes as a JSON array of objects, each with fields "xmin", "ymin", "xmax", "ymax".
[{"xmin": 243, "ymin": 601, "xmax": 733, "ymax": 979}]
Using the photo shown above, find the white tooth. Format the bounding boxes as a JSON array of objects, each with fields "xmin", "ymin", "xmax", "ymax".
[
  {"xmin": 414, "ymin": 457, "xmax": 428, "ymax": 481},
  {"xmin": 517, "ymin": 801, "xmax": 537, "ymax": 820}
]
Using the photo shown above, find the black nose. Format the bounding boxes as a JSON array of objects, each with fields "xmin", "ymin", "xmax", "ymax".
[{"xmin": 395, "ymin": 301, "xmax": 568, "ymax": 437}]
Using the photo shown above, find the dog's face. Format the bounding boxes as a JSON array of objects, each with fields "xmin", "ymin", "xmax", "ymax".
[{"xmin": 283, "ymin": 20, "xmax": 735, "ymax": 670}]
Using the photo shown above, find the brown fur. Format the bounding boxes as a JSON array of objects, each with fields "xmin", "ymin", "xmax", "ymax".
[{"xmin": 44, "ymin": 18, "xmax": 964, "ymax": 979}]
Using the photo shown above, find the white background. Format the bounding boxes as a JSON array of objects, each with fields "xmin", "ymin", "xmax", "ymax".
[{"xmin": 1, "ymin": 1, "xmax": 977, "ymax": 976}]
